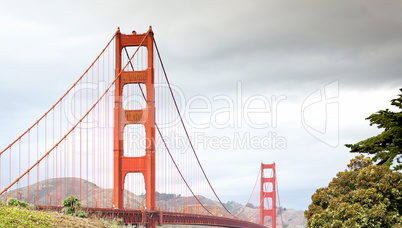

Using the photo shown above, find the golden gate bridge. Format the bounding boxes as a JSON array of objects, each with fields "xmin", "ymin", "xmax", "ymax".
[{"xmin": 0, "ymin": 27, "xmax": 280, "ymax": 228}]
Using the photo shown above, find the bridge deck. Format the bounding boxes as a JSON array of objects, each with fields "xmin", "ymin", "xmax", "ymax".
[{"xmin": 38, "ymin": 206, "xmax": 265, "ymax": 228}]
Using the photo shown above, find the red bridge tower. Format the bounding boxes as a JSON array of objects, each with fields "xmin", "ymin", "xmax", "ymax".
[
  {"xmin": 260, "ymin": 163, "xmax": 276, "ymax": 227},
  {"xmin": 113, "ymin": 27, "xmax": 156, "ymax": 211}
]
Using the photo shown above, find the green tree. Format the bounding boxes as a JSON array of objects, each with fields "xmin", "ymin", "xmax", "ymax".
[
  {"xmin": 62, "ymin": 195, "xmax": 81, "ymax": 215},
  {"xmin": 304, "ymin": 155, "xmax": 402, "ymax": 227},
  {"xmin": 345, "ymin": 88, "xmax": 402, "ymax": 170}
]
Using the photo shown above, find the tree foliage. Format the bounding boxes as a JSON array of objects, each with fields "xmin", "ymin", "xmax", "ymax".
[
  {"xmin": 62, "ymin": 195, "xmax": 81, "ymax": 215},
  {"xmin": 304, "ymin": 155, "xmax": 402, "ymax": 227},
  {"xmin": 345, "ymin": 88, "xmax": 402, "ymax": 170},
  {"xmin": 61, "ymin": 195, "xmax": 87, "ymax": 218}
]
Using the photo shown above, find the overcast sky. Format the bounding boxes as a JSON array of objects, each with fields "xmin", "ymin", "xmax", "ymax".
[{"xmin": 1, "ymin": 0, "xmax": 402, "ymax": 211}]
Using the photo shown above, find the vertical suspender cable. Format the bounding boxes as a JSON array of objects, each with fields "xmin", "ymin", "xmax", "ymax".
[
  {"xmin": 36, "ymin": 124, "xmax": 39, "ymax": 205},
  {"xmin": 80, "ymin": 77, "xmax": 82, "ymax": 202},
  {"xmin": 28, "ymin": 132, "xmax": 30, "ymax": 203},
  {"xmin": 53, "ymin": 107, "xmax": 55, "ymax": 205},
  {"xmin": 153, "ymin": 38, "xmax": 234, "ymax": 217}
]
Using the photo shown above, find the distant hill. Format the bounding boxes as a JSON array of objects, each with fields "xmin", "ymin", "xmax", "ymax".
[
  {"xmin": 1, "ymin": 178, "xmax": 305, "ymax": 227},
  {"xmin": 280, "ymin": 208, "xmax": 306, "ymax": 228}
]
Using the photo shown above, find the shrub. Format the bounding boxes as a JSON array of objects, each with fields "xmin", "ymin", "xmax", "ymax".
[
  {"xmin": 75, "ymin": 210, "xmax": 87, "ymax": 218},
  {"xmin": 61, "ymin": 207, "xmax": 72, "ymax": 215},
  {"xmin": 6, "ymin": 198, "xmax": 35, "ymax": 210},
  {"xmin": 17, "ymin": 200, "xmax": 29, "ymax": 208},
  {"xmin": 7, "ymin": 198, "xmax": 19, "ymax": 206}
]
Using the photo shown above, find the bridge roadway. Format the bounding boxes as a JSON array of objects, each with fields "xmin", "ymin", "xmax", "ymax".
[{"xmin": 38, "ymin": 206, "xmax": 265, "ymax": 228}]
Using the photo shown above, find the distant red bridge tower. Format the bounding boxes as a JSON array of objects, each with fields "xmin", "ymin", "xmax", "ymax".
[{"xmin": 260, "ymin": 163, "xmax": 276, "ymax": 228}]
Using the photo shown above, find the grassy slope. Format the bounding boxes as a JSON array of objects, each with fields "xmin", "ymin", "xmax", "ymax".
[{"xmin": 0, "ymin": 204, "xmax": 106, "ymax": 228}]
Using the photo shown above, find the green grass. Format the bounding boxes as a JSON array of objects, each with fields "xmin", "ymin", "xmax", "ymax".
[
  {"xmin": 0, "ymin": 203, "xmax": 57, "ymax": 227},
  {"xmin": 0, "ymin": 202, "xmax": 106, "ymax": 228},
  {"xmin": 0, "ymin": 201, "xmax": 164, "ymax": 227}
]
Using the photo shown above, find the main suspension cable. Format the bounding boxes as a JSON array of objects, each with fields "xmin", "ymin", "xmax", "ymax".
[
  {"xmin": 276, "ymin": 175, "xmax": 284, "ymax": 228},
  {"xmin": 0, "ymin": 33, "xmax": 117, "ymax": 156},
  {"xmin": 153, "ymin": 38, "xmax": 235, "ymax": 217},
  {"xmin": 123, "ymin": 47, "xmax": 214, "ymax": 216},
  {"xmin": 0, "ymin": 31, "xmax": 150, "ymax": 195},
  {"xmin": 235, "ymin": 166, "xmax": 261, "ymax": 217}
]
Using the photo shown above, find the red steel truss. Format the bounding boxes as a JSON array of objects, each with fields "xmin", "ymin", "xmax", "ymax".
[{"xmin": 37, "ymin": 206, "xmax": 266, "ymax": 228}]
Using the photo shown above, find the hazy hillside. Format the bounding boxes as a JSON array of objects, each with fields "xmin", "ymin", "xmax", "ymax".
[{"xmin": 1, "ymin": 178, "xmax": 305, "ymax": 227}]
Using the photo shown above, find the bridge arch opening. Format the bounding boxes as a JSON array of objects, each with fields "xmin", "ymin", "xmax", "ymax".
[
  {"xmin": 124, "ymin": 173, "xmax": 145, "ymax": 210},
  {"xmin": 263, "ymin": 182, "xmax": 273, "ymax": 192},
  {"xmin": 121, "ymin": 46, "xmax": 148, "ymax": 71},
  {"xmin": 263, "ymin": 168, "xmax": 274, "ymax": 178},
  {"xmin": 263, "ymin": 197, "xmax": 273, "ymax": 210},
  {"xmin": 124, "ymin": 124, "xmax": 146, "ymax": 157},
  {"xmin": 122, "ymin": 84, "xmax": 147, "ymax": 110}
]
